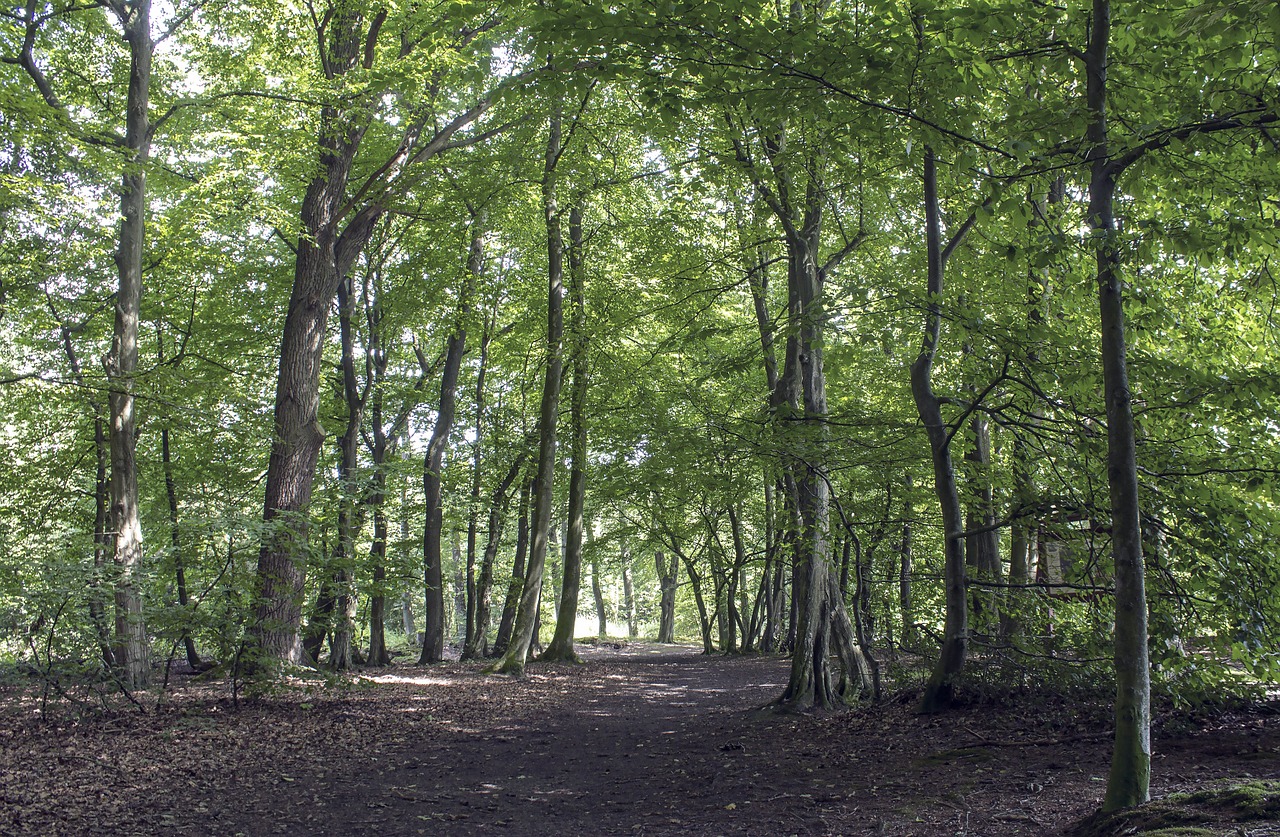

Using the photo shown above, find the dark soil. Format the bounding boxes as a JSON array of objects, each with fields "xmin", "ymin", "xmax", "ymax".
[{"xmin": 1, "ymin": 644, "xmax": 1277, "ymax": 836}]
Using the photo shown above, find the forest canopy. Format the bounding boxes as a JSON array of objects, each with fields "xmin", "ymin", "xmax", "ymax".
[{"xmin": 1, "ymin": 0, "xmax": 1277, "ymax": 815}]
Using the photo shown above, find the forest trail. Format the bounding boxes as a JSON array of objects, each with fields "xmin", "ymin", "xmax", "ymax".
[{"xmin": 1, "ymin": 645, "xmax": 1277, "ymax": 836}]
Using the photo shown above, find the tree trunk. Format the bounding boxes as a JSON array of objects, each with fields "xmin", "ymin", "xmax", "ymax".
[
  {"xmin": 683, "ymin": 552, "xmax": 714, "ymax": 655},
  {"xmin": 542, "ymin": 205, "xmax": 588, "ymax": 663},
  {"xmin": 964, "ymin": 409, "xmax": 1002, "ymax": 633},
  {"xmin": 103, "ymin": 0, "xmax": 153, "ymax": 690},
  {"xmin": 462, "ymin": 452, "xmax": 525, "ymax": 660},
  {"xmin": 622, "ymin": 546, "xmax": 637, "ymax": 638},
  {"xmin": 492, "ymin": 476, "xmax": 532, "ymax": 657},
  {"xmin": 775, "ymin": 201, "xmax": 845, "ymax": 711},
  {"xmin": 161, "ymin": 426, "xmax": 201, "ymax": 670},
  {"xmin": 1087, "ymin": 0, "xmax": 1151, "ymax": 810},
  {"xmin": 899, "ymin": 478, "xmax": 916, "ymax": 648},
  {"xmin": 463, "ymin": 231, "xmax": 491, "ymax": 658},
  {"xmin": 250, "ymin": 7, "xmax": 375, "ymax": 667},
  {"xmin": 654, "ymin": 550, "xmax": 677, "ymax": 643},
  {"xmin": 419, "ymin": 277, "xmax": 473, "ymax": 664},
  {"xmin": 330, "ymin": 272, "xmax": 367, "ymax": 672},
  {"xmin": 452, "ymin": 530, "xmax": 465, "ymax": 643},
  {"xmin": 54, "ymin": 308, "xmax": 116, "ymax": 668},
  {"xmin": 912, "ymin": 149, "xmax": 969, "ymax": 714},
  {"xmin": 591, "ymin": 554, "xmax": 607, "ymax": 638},
  {"xmin": 401, "ymin": 592, "xmax": 417, "ymax": 645},
  {"xmin": 491, "ymin": 108, "xmax": 567, "ymax": 676}
]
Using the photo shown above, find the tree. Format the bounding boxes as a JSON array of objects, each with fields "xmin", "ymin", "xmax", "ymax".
[
  {"xmin": 250, "ymin": 2, "xmax": 523, "ymax": 666},
  {"xmin": 5, "ymin": 0, "xmax": 159, "ymax": 688}
]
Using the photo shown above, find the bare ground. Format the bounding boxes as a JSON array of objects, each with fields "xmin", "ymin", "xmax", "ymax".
[{"xmin": 1, "ymin": 643, "xmax": 1277, "ymax": 836}]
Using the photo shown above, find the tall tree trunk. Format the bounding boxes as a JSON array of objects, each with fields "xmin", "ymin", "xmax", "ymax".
[
  {"xmin": 899, "ymin": 477, "xmax": 916, "ymax": 647},
  {"xmin": 491, "ymin": 107, "xmax": 567, "ymax": 676},
  {"xmin": 463, "ymin": 232, "xmax": 491, "ymax": 658},
  {"xmin": 161, "ymin": 426, "xmax": 201, "ymax": 670},
  {"xmin": 52, "ymin": 305, "xmax": 116, "ymax": 668},
  {"xmin": 591, "ymin": 553, "xmax": 607, "ymax": 638},
  {"xmin": 654, "ymin": 550, "xmax": 677, "ymax": 643},
  {"xmin": 92, "ymin": 412, "xmax": 116, "ymax": 669},
  {"xmin": 330, "ymin": 272, "xmax": 367, "ymax": 672},
  {"xmin": 776, "ymin": 201, "xmax": 843, "ymax": 711},
  {"xmin": 462, "ymin": 452, "xmax": 525, "ymax": 660},
  {"xmin": 621, "ymin": 545, "xmax": 637, "ymax": 638},
  {"xmin": 367, "ymin": 464, "xmax": 391, "ymax": 666},
  {"xmin": 452, "ymin": 530, "xmax": 465, "ymax": 642},
  {"xmin": 250, "ymin": 7, "xmax": 377, "ymax": 667},
  {"xmin": 542, "ymin": 205, "xmax": 588, "ymax": 663},
  {"xmin": 727, "ymin": 504, "xmax": 749, "ymax": 653},
  {"xmin": 1087, "ymin": 0, "xmax": 1151, "ymax": 810},
  {"xmin": 419, "ymin": 271, "xmax": 474, "ymax": 663},
  {"xmin": 104, "ymin": 0, "xmax": 153, "ymax": 689},
  {"xmin": 912, "ymin": 149, "xmax": 969, "ymax": 714},
  {"xmin": 964, "ymin": 409, "xmax": 1002, "ymax": 633},
  {"xmin": 491, "ymin": 476, "xmax": 532, "ymax": 657},
  {"xmin": 682, "ymin": 551, "xmax": 714, "ymax": 655}
]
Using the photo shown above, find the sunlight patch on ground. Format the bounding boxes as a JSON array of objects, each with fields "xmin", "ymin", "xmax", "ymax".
[{"xmin": 362, "ymin": 673, "xmax": 457, "ymax": 687}]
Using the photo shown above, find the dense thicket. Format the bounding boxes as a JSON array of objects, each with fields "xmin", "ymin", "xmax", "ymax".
[{"xmin": 1, "ymin": 0, "xmax": 1277, "ymax": 813}]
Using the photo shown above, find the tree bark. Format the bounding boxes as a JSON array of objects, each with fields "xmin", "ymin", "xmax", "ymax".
[
  {"xmin": 462, "ymin": 452, "xmax": 525, "ymax": 660},
  {"xmin": 912, "ymin": 149, "xmax": 969, "ymax": 714},
  {"xmin": 419, "ymin": 270, "xmax": 474, "ymax": 663},
  {"xmin": 654, "ymin": 550, "xmax": 678, "ymax": 643},
  {"xmin": 541, "ymin": 205, "xmax": 588, "ymax": 663},
  {"xmin": 621, "ymin": 545, "xmax": 638, "ymax": 638},
  {"xmin": 104, "ymin": 0, "xmax": 153, "ymax": 689},
  {"xmin": 463, "ymin": 234, "xmax": 492, "ymax": 658},
  {"xmin": 491, "ymin": 476, "xmax": 532, "ymax": 657},
  {"xmin": 250, "ymin": 7, "xmax": 374, "ymax": 666},
  {"xmin": 161, "ymin": 425, "xmax": 201, "ymax": 670},
  {"xmin": 899, "ymin": 477, "xmax": 916, "ymax": 647},
  {"xmin": 1086, "ymin": 0, "xmax": 1151, "ymax": 810},
  {"xmin": 329, "ymin": 272, "xmax": 367, "ymax": 672},
  {"xmin": 964, "ymin": 409, "xmax": 1002, "ymax": 633},
  {"xmin": 491, "ymin": 107, "xmax": 567, "ymax": 676}
]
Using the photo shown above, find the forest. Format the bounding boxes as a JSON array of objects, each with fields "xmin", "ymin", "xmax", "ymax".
[{"xmin": 1, "ymin": 0, "xmax": 1278, "ymax": 833}]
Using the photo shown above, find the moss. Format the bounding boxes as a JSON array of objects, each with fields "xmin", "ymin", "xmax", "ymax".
[
  {"xmin": 1068, "ymin": 779, "xmax": 1280, "ymax": 836},
  {"xmin": 1180, "ymin": 779, "xmax": 1280, "ymax": 820}
]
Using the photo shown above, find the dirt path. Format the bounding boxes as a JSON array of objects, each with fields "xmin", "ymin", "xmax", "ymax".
[{"xmin": 1, "ymin": 645, "xmax": 1277, "ymax": 835}]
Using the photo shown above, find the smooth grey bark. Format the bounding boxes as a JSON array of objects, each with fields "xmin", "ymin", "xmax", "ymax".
[
  {"xmin": 491, "ymin": 476, "xmax": 532, "ymax": 657},
  {"xmin": 912, "ymin": 149, "xmax": 969, "ymax": 714},
  {"xmin": 591, "ymin": 554, "xmax": 607, "ymax": 638},
  {"xmin": 654, "ymin": 550, "xmax": 678, "ymax": 643},
  {"xmin": 621, "ymin": 544, "xmax": 638, "ymax": 638},
  {"xmin": 728, "ymin": 95, "xmax": 864, "ymax": 707},
  {"xmin": 50, "ymin": 303, "xmax": 116, "ymax": 668},
  {"xmin": 161, "ymin": 425, "xmax": 200, "ymax": 670},
  {"xmin": 462, "ymin": 236, "xmax": 493, "ymax": 657},
  {"xmin": 541, "ymin": 205, "xmax": 588, "ymax": 663},
  {"xmin": 329, "ymin": 272, "xmax": 368, "ymax": 671},
  {"xmin": 899, "ymin": 477, "xmax": 916, "ymax": 647},
  {"xmin": 419, "ymin": 258, "xmax": 476, "ymax": 663},
  {"xmin": 491, "ymin": 107, "xmax": 567, "ymax": 676},
  {"xmin": 680, "ymin": 547, "xmax": 714, "ymax": 654},
  {"xmin": 452, "ymin": 531, "xmax": 466, "ymax": 641},
  {"xmin": 462, "ymin": 452, "xmax": 525, "ymax": 660},
  {"xmin": 964, "ymin": 408, "xmax": 1002, "ymax": 632},
  {"xmin": 103, "ymin": 0, "xmax": 153, "ymax": 689},
  {"xmin": 1086, "ymin": 0, "xmax": 1151, "ymax": 810}
]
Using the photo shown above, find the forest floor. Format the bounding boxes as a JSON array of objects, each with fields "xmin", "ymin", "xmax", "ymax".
[{"xmin": 0, "ymin": 642, "xmax": 1277, "ymax": 836}]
